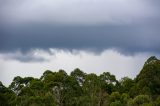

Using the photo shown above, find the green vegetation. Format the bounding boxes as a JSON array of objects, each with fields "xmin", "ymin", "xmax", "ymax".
[{"xmin": 0, "ymin": 56, "xmax": 160, "ymax": 106}]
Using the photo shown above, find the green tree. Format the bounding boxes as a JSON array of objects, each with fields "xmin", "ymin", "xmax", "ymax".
[
  {"xmin": 1, "ymin": 56, "xmax": 160, "ymax": 106},
  {"xmin": 119, "ymin": 77, "xmax": 134, "ymax": 93},
  {"xmin": 0, "ymin": 81, "xmax": 16, "ymax": 106},
  {"xmin": 70, "ymin": 68, "xmax": 86, "ymax": 86},
  {"xmin": 128, "ymin": 95, "xmax": 151, "ymax": 106},
  {"xmin": 100, "ymin": 72, "xmax": 117, "ymax": 94},
  {"xmin": 135, "ymin": 56, "xmax": 160, "ymax": 98}
]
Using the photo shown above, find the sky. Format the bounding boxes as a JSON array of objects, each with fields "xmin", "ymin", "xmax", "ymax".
[{"xmin": 0, "ymin": 0, "xmax": 160, "ymax": 86}]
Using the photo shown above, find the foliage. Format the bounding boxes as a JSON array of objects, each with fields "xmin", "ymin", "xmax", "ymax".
[
  {"xmin": 1, "ymin": 56, "xmax": 160, "ymax": 106},
  {"xmin": 128, "ymin": 95, "xmax": 151, "ymax": 106}
]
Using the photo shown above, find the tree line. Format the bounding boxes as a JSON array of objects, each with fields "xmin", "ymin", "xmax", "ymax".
[{"xmin": 0, "ymin": 56, "xmax": 160, "ymax": 106}]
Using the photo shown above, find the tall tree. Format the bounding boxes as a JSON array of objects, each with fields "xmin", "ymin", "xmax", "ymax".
[{"xmin": 135, "ymin": 56, "xmax": 160, "ymax": 98}]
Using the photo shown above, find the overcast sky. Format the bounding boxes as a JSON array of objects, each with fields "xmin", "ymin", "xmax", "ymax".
[{"xmin": 0, "ymin": 0, "xmax": 160, "ymax": 86}]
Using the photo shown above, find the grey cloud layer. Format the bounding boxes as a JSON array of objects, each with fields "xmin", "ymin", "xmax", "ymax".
[
  {"xmin": 0, "ymin": 0, "xmax": 160, "ymax": 54},
  {"xmin": 0, "ymin": 51, "xmax": 48, "ymax": 62},
  {"xmin": 0, "ymin": 0, "xmax": 159, "ymax": 24},
  {"xmin": 0, "ymin": 0, "xmax": 160, "ymax": 85},
  {"xmin": 1, "ymin": 23, "xmax": 160, "ymax": 53}
]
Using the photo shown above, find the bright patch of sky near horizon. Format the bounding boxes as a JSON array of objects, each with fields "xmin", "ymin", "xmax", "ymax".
[{"xmin": 0, "ymin": 49, "xmax": 158, "ymax": 86}]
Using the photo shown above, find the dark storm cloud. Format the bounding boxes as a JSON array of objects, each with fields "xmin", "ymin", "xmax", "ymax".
[
  {"xmin": 1, "ymin": 0, "xmax": 160, "ymax": 85},
  {"xmin": 0, "ymin": 52, "xmax": 47, "ymax": 62},
  {"xmin": 0, "ymin": 0, "xmax": 160, "ymax": 54},
  {"xmin": 1, "ymin": 22, "xmax": 160, "ymax": 54}
]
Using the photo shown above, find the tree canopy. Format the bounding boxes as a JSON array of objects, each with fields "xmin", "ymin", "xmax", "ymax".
[{"xmin": 0, "ymin": 56, "xmax": 160, "ymax": 106}]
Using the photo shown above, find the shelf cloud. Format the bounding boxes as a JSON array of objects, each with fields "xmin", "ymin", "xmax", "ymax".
[
  {"xmin": 0, "ymin": 0, "xmax": 160, "ymax": 54},
  {"xmin": 1, "ymin": 24, "xmax": 160, "ymax": 54}
]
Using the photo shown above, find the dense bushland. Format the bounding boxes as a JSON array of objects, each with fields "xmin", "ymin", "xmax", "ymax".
[{"xmin": 1, "ymin": 56, "xmax": 160, "ymax": 106}]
